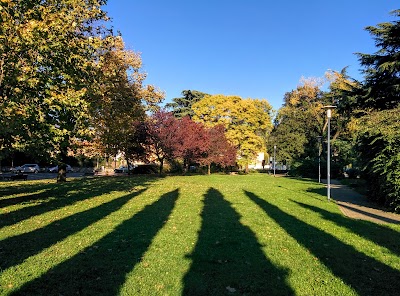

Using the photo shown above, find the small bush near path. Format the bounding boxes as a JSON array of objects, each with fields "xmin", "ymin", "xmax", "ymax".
[{"xmin": 1, "ymin": 175, "xmax": 399, "ymax": 295}]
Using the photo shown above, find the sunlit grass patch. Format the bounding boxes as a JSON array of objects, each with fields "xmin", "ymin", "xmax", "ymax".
[{"xmin": 1, "ymin": 175, "xmax": 399, "ymax": 295}]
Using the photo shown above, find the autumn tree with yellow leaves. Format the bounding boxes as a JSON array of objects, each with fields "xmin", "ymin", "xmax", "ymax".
[
  {"xmin": 271, "ymin": 78, "xmax": 327, "ymax": 164},
  {"xmin": 0, "ymin": 0, "xmax": 164, "ymax": 176},
  {"xmin": 192, "ymin": 94, "xmax": 273, "ymax": 173},
  {"xmin": 89, "ymin": 36, "xmax": 164, "ymax": 168},
  {"xmin": 0, "ymin": 0, "xmax": 110, "ymax": 165}
]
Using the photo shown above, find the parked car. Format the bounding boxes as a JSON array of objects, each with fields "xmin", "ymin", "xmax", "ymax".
[
  {"xmin": 48, "ymin": 164, "xmax": 73, "ymax": 173},
  {"xmin": 13, "ymin": 164, "xmax": 40, "ymax": 173},
  {"xmin": 114, "ymin": 165, "xmax": 135, "ymax": 173}
]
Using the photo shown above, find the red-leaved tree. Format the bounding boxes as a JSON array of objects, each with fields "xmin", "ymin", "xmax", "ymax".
[
  {"xmin": 200, "ymin": 125, "xmax": 237, "ymax": 174},
  {"xmin": 146, "ymin": 110, "xmax": 179, "ymax": 175},
  {"xmin": 173, "ymin": 116, "xmax": 210, "ymax": 173},
  {"xmin": 146, "ymin": 113, "xmax": 236, "ymax": 175}
]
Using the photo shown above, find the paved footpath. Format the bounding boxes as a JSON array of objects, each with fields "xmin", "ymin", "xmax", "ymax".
[{"xmin": 327, "ymin": 179, "xmax": 400, "ymax": 224}]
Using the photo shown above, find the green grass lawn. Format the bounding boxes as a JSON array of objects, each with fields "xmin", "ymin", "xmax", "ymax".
[{"xmin": 1, "ymin": 174, "xmax": 399, "ymax": 295}]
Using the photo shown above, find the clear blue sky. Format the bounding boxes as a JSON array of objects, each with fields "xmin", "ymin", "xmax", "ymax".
[{"xmin": 104, "ymin": 1, "xmax": 397, "ymax": 111}]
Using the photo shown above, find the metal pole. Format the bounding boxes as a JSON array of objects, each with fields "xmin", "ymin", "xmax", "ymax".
[
  {"xmin": 327, "ymin": 116, "xmax": 331, "ymax": 201},
  {"xmin": 323, "ymin": 105, "xmax": 336, "ymax": 201},
  {"xmin": 317, "ymin": 136, "xmax": 322, "ymax": 183},
  {"xmin": 273, "ymin": 145, "xmax": 276, "ymax": 177},
  {"xmin": 318, "ymin": 152, "xmax": 321, "ymax": 183}
]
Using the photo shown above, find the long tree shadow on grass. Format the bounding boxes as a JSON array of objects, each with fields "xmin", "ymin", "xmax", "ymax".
[
  {"xmin": 306, "ymin": 186, "xmax": 384, "ymax": 209},
  {"xmin": 183, "ymin": 188, "xmax": 293, "ymax": 295},
  {"xmin": 0, "ymin": 176, "xmax": 155, "ymax": 228},
  {"xmin": 306, "ymin": 187, "xmax": 400, "ymax": 223},
  {"xmin": 292, "ymin": 200, "xmax": 400, "ymax": 257},
  {"xmin": 0, "ymin": 189, "xmax": 146, "ymax": 271},
  {"xmin": 0, "ymin": 181, "xmax": 79, "ymax": 208},
  {"xmin": 245, "ymin": 190, "xmax": 400, "ymax": 296},
  {"xmin": 0, "ymin": 176, "xmax": 153, "ymax": 207},
  {"xmin": 0, "ymin": 177, "xmax": 102, "ymax": 200},
  {"xmin": 12, "ymin": 189, "xmax": 179, "ymax": 296},
  {"xmin": 0, "ymin": 180, "xmax": 55, "ymax": 198},
  {"xmin": 277, "ymin": 185, "xmax": 324, "ymax": 201}
]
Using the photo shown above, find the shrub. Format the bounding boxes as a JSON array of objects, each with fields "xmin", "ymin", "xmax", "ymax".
[
  {"xmin": 346, "ymin": 168, "xmax": 360, "ymax": 179},
  {"xmin": 132, "ymin": 164, "xmax": 159, "ymax": 174},
  {"xmin": 357, "ymin": 108, "xmax": 400, "ymax": 212},
  {"xmin": 289, "ymin": 158, "xmax": 342, "ymax": 179}
]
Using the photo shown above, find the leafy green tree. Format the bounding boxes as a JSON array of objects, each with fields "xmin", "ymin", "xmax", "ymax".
[
  {"xmin": 0, "ymin": 1, "xmax": 164, "ymax": 178},
  {"xmin": 355, "ymin": 108, "xmax": 400, "ymax": 211},
  {"xmin": 325, "ymin": 69, "xmax": 362, "ymax": 170},
  {"xmin": 356, "ymin": 9, "xmax": 400, "ymax": 110},
  {"xmin": 270, "ymin": 78, "xmax": 328, "ymax": 170},
  {"xmin": 326, "ymin": 11, "xmax": 400, "ymax": 211},
  {"xmin": 338, "ymin": 10, "xmax": 400, "ymax": 211},
  {"xmin": 192, "ymin": 94, "xmax": 272, "ymax": 172},
  {"xmin": 166, "ymin": 90, "xmax": 209, "ymax": 118},
  {"xmin": 0, "ymin": 0, "xmax": 109, "ymax": 167}
]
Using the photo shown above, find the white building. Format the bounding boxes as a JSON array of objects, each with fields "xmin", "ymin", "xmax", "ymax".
[{"xmin": 248, "ymin": 152, "xmax": 270, "ymax": 170}]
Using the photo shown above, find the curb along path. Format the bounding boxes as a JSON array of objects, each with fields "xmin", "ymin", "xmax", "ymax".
[{"xmin": 328, "ymin": 179, "xmax": 400, "ymax": 224}]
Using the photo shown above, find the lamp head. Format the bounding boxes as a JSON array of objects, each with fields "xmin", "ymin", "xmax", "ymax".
[{"xmin": 323, "ymin": 105, "xmax": 336, "ymax": 118}]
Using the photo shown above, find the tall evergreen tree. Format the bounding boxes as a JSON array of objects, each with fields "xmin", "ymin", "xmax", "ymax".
[
  {"xmin": 339, "ymin": 10, "xmax": 400, "ymax": 211},
  {"xmin": 166, "ymin": 90, "xmax": 209, "ymax": 118},
  {"xmin": 356, "ymin": 9, "xmax": 400, "ymax": 110}
]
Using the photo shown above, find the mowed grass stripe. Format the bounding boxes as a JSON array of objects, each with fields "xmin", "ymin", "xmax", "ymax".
[
  {"xmin": 119, "ymin": 181, "xmax": 205, "ymax": 295},
  {"xmin": 244, "ymin": 181, "xmax": 398, "ymax": 267},
  {"xmin": 0, "ymin": 189, "xmax": 147, "ymax": 294},
  {"xmin": 202, "ymin": 176, "xmax": 355, "ymax": 295},
  {"xmin": 1, "ymin": 190, "xmax": 135, "ymax": 240},
  {"xmin": 0, "ymin": 174, "xmax": 399, "ymax": 295}
]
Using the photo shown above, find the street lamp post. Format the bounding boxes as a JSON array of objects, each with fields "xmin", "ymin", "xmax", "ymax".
[
  {"xmin": 323, "ymin": 105, "xmax": 336, "ymax": 201},
  {"xmin": 317, "ymin": 136, "xmax": 322, "ymax": 183},
  {"xmin": 273, "ymin": 145, "xmax": 276, "ymax": 177}
]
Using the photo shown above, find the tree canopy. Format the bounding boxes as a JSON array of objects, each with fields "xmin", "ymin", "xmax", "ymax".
[
  {"xmin": 165, "ymin": 90, "xmax": 209, "ymax": 118},
  {"xmin": 90, "ymin": 36, "xmax": 163, "ymax": 162},
  {"xmin": 341, "ymin": 10, "xmax": 400, "ymax": 210},
  {"xmin": 0, "ymin": 0, "xmax": 164, "ymax": 172},
  {"xmin": 356, "ymin": 9, "xmax": 400, "ymax": 110},
  {"xmin": 192, "ymin": 94, "xmax": 273, "ymax": 172},
  {"xmin": 270, "ymin": 78, "xmax": 329, "ymax": 163},
  {"xmin": 0, "ymin": 0, "xmax": 109, "ymax": 163},
  {"xmin": 309, "ymin": 10, "xmax": 400, "ymax": 211},
  {"xmin": 145, "ymin": 111, "xmax": 180, "ymax": 175},
  {"xmin": 142, "ymin": 111, "xmax": 236, "ymax": 174}
]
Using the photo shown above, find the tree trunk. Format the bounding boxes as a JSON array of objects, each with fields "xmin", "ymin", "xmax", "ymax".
[
  {"xmin": 57, "ymin": 163, "xmax": 67, "ymax": 182},
  {"xmin": 245, "ymin": 162, "xmax": 249, "ymax": 174},
  {"xmin": 159, "ymin": 158, "xmax": 164, "ymax": 175},
  {"xmin": 127, "ymin": 160, "xmax": 131, "ymax": 175},
  {"xmin": 57, "ymin": 145, "xmax": 68, "ymax": 182},
  {"xmin": 208, "ymin": 164, "xmax": 211, "ymax": 175}
]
